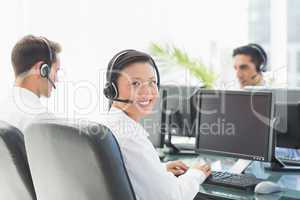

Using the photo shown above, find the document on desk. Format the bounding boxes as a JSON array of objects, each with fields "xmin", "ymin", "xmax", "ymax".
[
  {"xmin": 228, "ymin": 159, "xmax": 252, "ymax": 174},
  {"xmin": 211, "ymin": 160, "xmax": 222, "ymax": 171},
  {"xmin": 195, "ymin": 158, "xmax": 222, "ymax": 171}
]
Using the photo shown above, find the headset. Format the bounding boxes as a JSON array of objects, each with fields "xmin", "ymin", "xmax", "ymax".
[
  {"xmin": 248, "ymin": 43, "xmax": 267, "ymax": 73},
  {"xmin": 39, "ymin": 37, "xmax": 56, "ymax": 89},
  {"xmin": 103, "ymin": 49, "xmax": 160, "ymax": 104}
]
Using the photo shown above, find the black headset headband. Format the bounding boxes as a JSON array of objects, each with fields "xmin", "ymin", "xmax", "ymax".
[
  {"xmin": 40, "ymin": 37, "xmax": 53, "ymax": 65},
  {"xmin": 248, "ymin": 43, "xmax": 267, "ymax": 72},
  {"xmin": 39, "ymin": 37, "xmax": 56, "ymax": 89},
  {"xmin": 106, "ymin": 49, "xmax": 160, "ymax": 87}
]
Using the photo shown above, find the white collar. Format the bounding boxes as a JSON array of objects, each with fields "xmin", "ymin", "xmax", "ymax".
[
  {"xmin": 13, "ymin": 86, "xmax": 40, "ymax": 100},
  {"xmin": 11, "ymin": 86, "xmax": 45, "ymax": 114},
  {"xmin": 108, "ymin": 107, "xmax": 149, "ymax": 137}
]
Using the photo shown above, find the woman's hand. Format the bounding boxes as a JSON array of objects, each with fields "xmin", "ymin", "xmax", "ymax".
[
  {"xmin": 192, "ymin": 163, "xmax": 211, "ymax": 177},
  {"xmin": 166, "ymin": 160, "xmax": 189, "ymax": 176}
]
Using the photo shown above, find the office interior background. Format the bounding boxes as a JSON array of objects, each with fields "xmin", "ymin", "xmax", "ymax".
[{"xmin": 0, "ymin": 0, "xmax": 298, "ymax": 120}]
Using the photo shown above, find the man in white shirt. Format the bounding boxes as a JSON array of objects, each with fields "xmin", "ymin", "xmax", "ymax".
[
  {"xmin": 0, "ymin": 35, "xmax": 61, "ymax": 132},
  {"xmin": 232, "ymin": 43, "xmax": 268, "ymax": 89},
  {"xmin": 232, "ymin": 44, "xmax": 300, "ymax": 162}
]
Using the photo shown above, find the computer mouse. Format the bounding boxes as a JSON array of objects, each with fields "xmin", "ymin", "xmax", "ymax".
[{"xmin": 254, "ymin": 181, "xmax": 282, "ymax": 194}]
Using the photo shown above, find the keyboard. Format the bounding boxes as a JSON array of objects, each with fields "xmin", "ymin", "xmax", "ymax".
[
  {"xmin": 204, "ymin": 171, "xmax": 264, "ymax": 190},
  {"xmin": 277, "ymin": 157, "xmax": 300, "ymax": 166}
]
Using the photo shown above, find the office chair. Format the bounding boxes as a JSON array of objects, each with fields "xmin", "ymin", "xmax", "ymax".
[
  {"xmin": 24, "ymin": 119, "xmax": 137, "ymax": 200},
  {"xmin": 0, "ymin": 121, "xmax": 36, "ymax": 200}
]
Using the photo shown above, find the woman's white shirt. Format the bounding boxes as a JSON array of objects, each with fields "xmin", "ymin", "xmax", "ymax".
[{"xmin": 99, "ymin": 107, "xmax": 207, "ymax": 200}]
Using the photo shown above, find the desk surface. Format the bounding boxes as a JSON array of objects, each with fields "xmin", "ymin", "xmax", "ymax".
[{"xmin": 163, "ymin": 153, "xmax": 300, "ymax": 200}]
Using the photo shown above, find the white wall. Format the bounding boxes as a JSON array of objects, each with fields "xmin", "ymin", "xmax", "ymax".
[{"xmin": 0, "ymin": 0, "xmax": 249, "ymax": 120}]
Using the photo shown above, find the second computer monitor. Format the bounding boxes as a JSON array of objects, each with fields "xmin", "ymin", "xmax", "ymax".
[
  {"xmin": 195, "ymin": 90, "xmax": 274, "ymax": 162},
  {"xmin": 275, "ymin": 102, "xmax": 300, "ymax": 149},
  {"xmin": 244, "ymin": 88, "xmax": 300, "ymax": 150},
  {"xmin": 161, "ymin": 85, "xmax": 199, "ymax": 137}
]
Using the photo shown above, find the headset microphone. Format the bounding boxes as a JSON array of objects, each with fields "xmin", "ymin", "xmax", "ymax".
[
  {"xmin": 47, "ymin": 76, "xmax": 56, "ymax": 89},
  {"xmin": 108, "ymin": 97, "xmax": 133, "ymax": 104}
]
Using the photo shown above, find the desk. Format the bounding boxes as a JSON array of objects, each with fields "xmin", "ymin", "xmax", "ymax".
[{"xmin": 163, "ymin": 153, "xmax": 300, "ymax": 200}]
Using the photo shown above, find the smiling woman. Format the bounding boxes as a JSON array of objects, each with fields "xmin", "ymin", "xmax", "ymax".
[
  {"xmin": 100, "ymin": 49, "xmax": 212, "ymax": 200},
  {"xmin": 114, "ymin": 62, "xmax": 159, "ymax": 121},
  {"xmin": 103, "ymin": 49, "xmax": 161, "ymax": 121}
]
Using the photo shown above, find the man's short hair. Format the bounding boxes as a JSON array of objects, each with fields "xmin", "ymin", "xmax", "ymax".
[{"xmin": 11, "ymin": 35, "xmax": 62, "ymax": 76}]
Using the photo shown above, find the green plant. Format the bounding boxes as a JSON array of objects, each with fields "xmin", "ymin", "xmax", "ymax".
[{"xmin": 149, "ymin": 42, "xmax": 217, "ymax": 88}]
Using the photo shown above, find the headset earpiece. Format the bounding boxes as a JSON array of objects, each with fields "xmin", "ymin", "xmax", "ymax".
[
  {"xmin": 103, "ymin": 82, "xmax": 118, "ymax": 99},
  {"xmin": 103, "ymin": 51, "xmax": 129, "ymax": 100},
  {"xmin": 39, "ymin": 37, "xmax": 56, "ymax": 89},
  {"xmin": 40, "ymin": 63, "xmax": 50, "ymax": 78}
]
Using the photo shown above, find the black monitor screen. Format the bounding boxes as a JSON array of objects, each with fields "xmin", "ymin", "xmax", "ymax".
[
  {"xmin": 196, "ymin": 90, "xmax": 273, "ymax": 162},
  {"xmin": 162, "ymin": 85, "xmax": 198, "ymax": 137},
  {"xmin": 276, "ymin": 103, "xmax": 300, "ymax": 149}
]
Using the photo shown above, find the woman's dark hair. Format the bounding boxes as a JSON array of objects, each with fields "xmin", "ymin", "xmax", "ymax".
[{"xmin": 106, "ymin": 49, "xmax": 155, "ymax": 85}]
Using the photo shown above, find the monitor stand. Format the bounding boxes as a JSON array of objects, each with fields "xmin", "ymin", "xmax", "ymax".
[
  {"xmin": 228, "ymin": 159, "xmax": 252, "ymax": 174},
  {"xmin": 163, "ymin": 110, "xmax": 197, "ymax": 155},
  {"xmin": 165, "ymin": 137, "xmax": 180, "ymax": 154},
  {"xmin": 164, "ymin": 136, "xmax": 198, "ymax": 155}
]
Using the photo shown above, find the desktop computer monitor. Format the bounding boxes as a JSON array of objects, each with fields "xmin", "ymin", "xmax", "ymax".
[
  {"xmin": 161, "ymin": 85, "xmax": 199, "ymax": 138},
  {"xmin": 141, "ymin": 85, "xmax": 198, "ymax": 148},
  {"xmin": 195, "ymin": 90, "xmax": 274, "ymax": 162},
  {"xmin": 244, "ymin": 88, "xmax": 300, "ymax": 150}
]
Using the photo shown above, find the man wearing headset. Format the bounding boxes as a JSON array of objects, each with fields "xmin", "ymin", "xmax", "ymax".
[
  {"xmin": 0, "ymin": 35, "xmax": 61, "ymax": 132},
  {"xmin": 233, "ymin": 44, "xmax": 300, "ymax": 161},
  {"xmin": 232, "ymin": 43, "xmax": 267, "ymax": 89}
]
